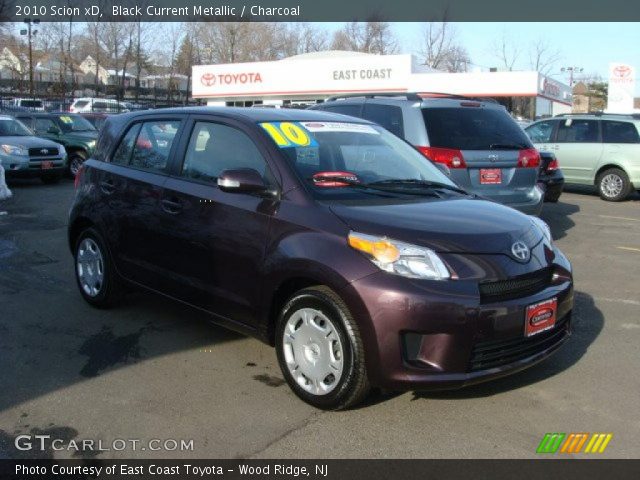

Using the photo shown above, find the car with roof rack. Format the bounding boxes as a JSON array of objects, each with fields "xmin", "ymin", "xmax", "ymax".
[
  {"xmin": 310, "ymin": 92, "xmax": 544, "ymax": 215},
  {"xmin": 524, "ymin": 113, "xmax": 640, "ymax": 201},
  {"xmin": 68, "ymin": 107, "xmax": 573, "ymax": 409}
]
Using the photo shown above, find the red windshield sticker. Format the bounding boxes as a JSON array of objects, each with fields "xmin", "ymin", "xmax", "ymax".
[{"xmin": 312, "ymin": 171, "xmax": 359, "ymax": 188}]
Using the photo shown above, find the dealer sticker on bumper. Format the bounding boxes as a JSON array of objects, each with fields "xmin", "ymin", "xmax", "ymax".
[{"xmin": 525, "ymin": 297, "xmax": 557, "ymax": 337}]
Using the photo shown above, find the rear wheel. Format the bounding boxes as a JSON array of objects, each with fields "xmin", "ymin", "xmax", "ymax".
[
  {"xmin": 275, "ymin": 286, "xmax": 370, "ymax": 410},
  {"xmin": 68, "ymin": 151, "xmax": 87, "ymax": 178},
  {"xmin": 74, "ymin": 228, "xmax": 123, "ymax": 308},
  {"xmin": 597, "ymin": 168, "xmax": 632, "ymax": 201}
]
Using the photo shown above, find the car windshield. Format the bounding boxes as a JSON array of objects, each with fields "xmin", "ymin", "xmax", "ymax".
[
  {"xmin": 422, "ymin": 107, "xmax": 533, "ymax": 150},
  {"xmin": 0, "ymin": 118, "xmax": 33, "ymax": 136},
  {"xmin": 263, "ymin": 121, "xmax": 459, "ymax": 200},
  {"xmin": 55, "ymin": 114, "xmax": 96, "ymax": 132}
]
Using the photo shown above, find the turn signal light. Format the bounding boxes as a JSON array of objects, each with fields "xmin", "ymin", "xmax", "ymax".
[
  {"xmin": 74, "ymin": 165, "xmax": 85, "ymax": 189},
  {"xmin": 547, "ymin": 158, "xmax": 559, "ymax": 171},
  {"xmin": 517, "ymin": 148, "xmax": 541, "ymax": 168},
  {"xmin": 348, "ymin": 234, "xmax": 400, "ymax": 264},
  {"xmin": 417, "ymin": 147, "xmax": 467, "ymax": 169}
]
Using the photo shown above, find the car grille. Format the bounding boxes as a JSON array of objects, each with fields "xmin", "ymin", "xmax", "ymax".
[
  {"xmin": 479, "ymin": 268, "xmax": 553, "ymax": 304},
  {"xmin": 29, "ymin": 147, "xmax": 59, "ymax": 157},
  {"xmin": 469, "ymin": 314, "xmax": 570, "ymax": 372}
]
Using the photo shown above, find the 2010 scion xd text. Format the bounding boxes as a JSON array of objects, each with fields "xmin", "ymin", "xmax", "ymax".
[{"xmin": 69, "ymin": 108, "xmax": 574, "ymax": 409}]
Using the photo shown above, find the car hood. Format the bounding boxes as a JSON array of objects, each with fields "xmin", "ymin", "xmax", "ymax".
[
  {"xmin": 0, "ymin": 136, "xmax": 63, "ymax": 149},
  {"xmin": 329, "ymin": 198, "xmax": 542, "ymax": 254},
  {"xmin": 63, "ymin": 131, "xmax": 98, "ymax": 142}
]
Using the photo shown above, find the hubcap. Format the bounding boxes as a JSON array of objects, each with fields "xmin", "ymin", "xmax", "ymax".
[
  {"xmin": 70, "ymin": 157, "xmax": 83, "ymax": 177},
  {"xmin": 76, "ymin": 238, "xmax": 104, "ymax": 297},
  {"xmin": 282, "ymin": 308, "xmax": 344, "ymax": 396},
  {"xmin": 601, "ymin": 174, "xmax": 623, "ymax": 198}
]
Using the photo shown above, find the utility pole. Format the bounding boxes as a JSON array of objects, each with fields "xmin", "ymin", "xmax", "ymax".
[
  {"xmin": 20, "ymin": 18, "xmax": 39, "ymax": 97},
  {"xmin": 561, "ymin": 66, "xmax": 584, "ymax": 87}
]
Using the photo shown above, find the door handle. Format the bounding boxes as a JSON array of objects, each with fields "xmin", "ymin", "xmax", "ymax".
[
  {"xmin": 161, "ymin": 197, "xmax": 183, "ymax": 214},
  {"xmin": 99, "ymin": 179, "xmax": 116, "ymax": 194}
]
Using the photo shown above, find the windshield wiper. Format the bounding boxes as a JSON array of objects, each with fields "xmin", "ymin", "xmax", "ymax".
[
  {"xmin": 368, "ymin": 179, "xmax": 468, "ymax": 195},
  {"xmin": 489, "ymin": 143, "xmax": 528, "ymax": 150},
  {"xmin": 309, "ymin": 175, "xmax": 401, "ymax": 198}
]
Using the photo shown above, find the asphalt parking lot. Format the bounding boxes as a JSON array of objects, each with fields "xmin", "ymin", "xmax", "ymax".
[{"xmin": 0, "ymin": 180, "xmax": 638, "ymax": 459}]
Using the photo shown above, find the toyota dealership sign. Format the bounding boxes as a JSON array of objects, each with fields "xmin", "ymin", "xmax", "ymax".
[{"xmin": 607, "ymin": 62, "xmax": 636, "ymax": 113}]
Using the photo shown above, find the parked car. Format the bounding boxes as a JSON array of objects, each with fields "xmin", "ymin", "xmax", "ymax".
[
  {"xmin": 14, "ymin": 112, "xmax": 98, "ymax": 177},
  {"xmin": 70, "ymin": 98, "xmax": 129, "ymax": 114},
  {"xmin": 538, "ymin": 151, "xmax": 564, "ymax": 202},
  {"xmin": 79, "ymin": 112, "xmax": 113, "ymax": 131},
  {"xmin": 525, "ymin": 113, "xmax": 640, "ymax": 201},
  {"xmin": 0, "ymin": 114, "xmax": 67, "ymax": 183},
  {"xmin": 69, "ymin": 107, "xmax": 573, "ymax": 409},
  {"xmin": 310, "ymin": 93, "xmax": 544, "ymax": 215},
  {"xmin": 9, "ymin": 98, "xmax": 45, "ymax": 112}
]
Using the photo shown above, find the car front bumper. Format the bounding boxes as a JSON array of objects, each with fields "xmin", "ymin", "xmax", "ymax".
[
  {"xmin": 2, "ymin": 155, "xmax": 67, "ymax": 178},
  {"xmin": 340, "ymin": 246, "xmax": 574, "ymax": 391}
]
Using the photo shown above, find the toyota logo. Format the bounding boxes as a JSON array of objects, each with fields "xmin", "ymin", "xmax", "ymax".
[
  {"xmin": 488, "ymin": 154, "xmax": 499, "ymax": 162},
  {"xmin": 200, "ymin": 73, "xmax": 216, "ymax": 87},
  {"xmin": 511, "ymin": 241, "xmax": 530, "ymax": 262},
  {"xmin": 40, "ymin": 149, "xmax": 48, "ymax": 155},
  {"xmin": 613, "ymin": 65, "xmax": 631, "ymax": 78}
]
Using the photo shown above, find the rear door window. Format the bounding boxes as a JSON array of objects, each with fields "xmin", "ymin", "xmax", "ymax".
[
  {"xmin": 422, "ymin": 107, "xmax": 532, "ymax": 150},
  {"xmin": 602, "ymin": 121, "xmax": 640, "ymax": 143},
  {"xmin": 556, "ymin": 119, "xmax": 599, "ymax": 143},
  {"xmin": 111, "ymin": 124, "xmax": 141, "ymax": 165},
  {"xmin": 362, "ymin": 104, "xmax": 404, "ymax": 137},
  {"xmin": 130, "ymin": 121, "xmax": 180, "ymax": 171}
]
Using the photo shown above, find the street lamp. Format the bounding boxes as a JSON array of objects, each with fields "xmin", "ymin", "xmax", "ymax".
[
  {"xmin": 19, "ymin": 18, "xmax": 40, "ymax": 97},
  {"xmin": 560, "ymin": 66, "xmax": 584, "ymax": 87}
]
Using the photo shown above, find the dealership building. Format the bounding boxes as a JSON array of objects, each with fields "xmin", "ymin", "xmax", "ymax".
[{"xmin": 192, "ymin": 51, "xmax": 572, "ymax": 118}]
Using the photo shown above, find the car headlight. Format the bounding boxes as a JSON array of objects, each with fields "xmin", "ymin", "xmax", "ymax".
[
  {"xmin": 1, "ymin": 144, "xmax": 27, "ymax": 156},
  {"xmin": 530, "ymin": 216, "xmax": 552, "ymax": 243},
  {"xmin": 87, "ymin": 140, "xmax": 96, "ymax": 149},
  {"xmin": 348, "ymin": 231, "xmax": 451, "ymax": 280},
  {"xmin": 58, "ymin": 144, "xmax": 67, "ymax": 155}
]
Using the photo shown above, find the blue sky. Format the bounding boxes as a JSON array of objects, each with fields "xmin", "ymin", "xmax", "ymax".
[{"xmin": 325, "ymin": 22, "xmax": 640, "ymax": 95}]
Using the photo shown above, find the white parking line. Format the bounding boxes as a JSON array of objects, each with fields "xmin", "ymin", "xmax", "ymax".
[
  {"xmin": 594, "ymin": 297, "xmax": 640, "ymax": 307},
  {"xmin": 599, "ymin": 215, "xmax": 640, "ymax": 223},
  {"xmin": 616, "ymin": 246, "xmax": 640, "ymax": 253}
]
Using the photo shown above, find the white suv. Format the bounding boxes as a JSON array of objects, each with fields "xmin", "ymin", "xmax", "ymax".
[{"xmin": 70, "ymin": 98, "xmax": 128, "ymax": 114}]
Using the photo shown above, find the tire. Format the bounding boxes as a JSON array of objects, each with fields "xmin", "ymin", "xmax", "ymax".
[
  {"xmin": 597, "ymin": 168, "xmax": 632, "ymax": 201},
  {"xmin": 41, "ymin": 173, "xmax": 61, "ymax": 184},
  {"xmin": 275, "ymin": 286, "xmax": 370, "ymax": 410},
  {"xmin": 67, "ymin": 151, "xmax": 87, "ymax": 178},
  {"xmin": 74, "ymin": 227, "xmax": 123, "ymax": 308}
]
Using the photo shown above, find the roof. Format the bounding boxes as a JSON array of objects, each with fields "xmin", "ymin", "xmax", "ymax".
[
  {"xmin": 120, "ymin": 106, "xmax": 373, "ymax": 124},
  {"xmin": 281, "ymin": 50, "xmax": 375, "ymax": 61}
]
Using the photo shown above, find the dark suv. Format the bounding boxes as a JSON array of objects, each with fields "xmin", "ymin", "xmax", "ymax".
[
  {"xmin": 69, "ymin": 108, "xmax": 573, "ymax": 409},
  {"xmin": 311, "ymin": 93, "xmax": 544, "ymax": 215},
  {"xmin": 15, "ymin": 112, "xmax": 98, "ymax": 178}
]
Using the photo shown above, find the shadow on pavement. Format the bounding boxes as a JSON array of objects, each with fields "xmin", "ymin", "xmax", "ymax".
[
  {"xmin": 412, "ymin": 291, "xmax": 603, "ymax": 401},
  {"xmin": 541, "ymin": 200, "xmax": 579, "ymax": 240}
]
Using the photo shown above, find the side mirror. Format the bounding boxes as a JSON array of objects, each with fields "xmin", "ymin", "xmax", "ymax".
[{"xmin": 217, "ymin": 168, "xmax": 270, "ymax": 194}]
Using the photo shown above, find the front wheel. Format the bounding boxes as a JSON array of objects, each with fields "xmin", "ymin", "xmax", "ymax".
[
  {"xmin": 68, "ymin": 151, "xmax": 87, "ymax": 178},
  {"xmin": 597, "ymin": 168, "xmax": 632, "ymax": 201},
  {"xmin": 275, "ymin": 286, "xmax": 370, "ymax": 410},
  {"xmin": 74, "ymin": 228, "xmax": 123, "ymax": 308}
]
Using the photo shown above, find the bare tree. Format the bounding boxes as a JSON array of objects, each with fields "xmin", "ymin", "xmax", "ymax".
[
  {"xmin": 491, "ymin": 32, "xmax": 520, "ymax": 71},
  {"xmin": 418, "ymin": 22, "xmax": 470, "ymax": 72},
  {"xmin": 331, "ymin": 21, "xmax": 398, "ymax": 55},
  {"xmin": 528, "ymin": 38, "xmax": 561, "ymax": 74},
  {"xmin": 287, "ymin": 23, "xmax": 329, "ymax": 55}
]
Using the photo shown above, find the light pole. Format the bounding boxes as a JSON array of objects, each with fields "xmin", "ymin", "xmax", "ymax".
[
  {"xmin": 561, "ymin": 66, "xmax": 584, "ymax": 87},
  {"xmin": 19, "ymin": 18, "xmax": 40, "ymax": 97}
]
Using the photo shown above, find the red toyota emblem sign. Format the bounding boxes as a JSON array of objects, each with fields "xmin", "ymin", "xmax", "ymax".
[
  {"xmin": 201, "ymin": 73, "xmax": 216, "ymax": 86},
  {"xmin": 613, "ymin": 65, "xmax": 632, "ymax": 78}
]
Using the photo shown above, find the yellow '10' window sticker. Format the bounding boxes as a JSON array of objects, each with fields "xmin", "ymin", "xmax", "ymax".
[
  {"xmin": 59, "ymin": 116, "xmax": 73, "ymax": 124},
  {"xmin": 260, "ymin": 122, "xmax": 318, "ymax": 148}
]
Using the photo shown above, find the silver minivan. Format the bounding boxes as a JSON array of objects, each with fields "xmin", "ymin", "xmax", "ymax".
[{"xmin": 311, "ymin": 93, "xmax": 544, "ymax": 215}]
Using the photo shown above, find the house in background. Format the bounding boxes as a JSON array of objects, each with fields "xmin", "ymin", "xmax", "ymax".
[
  {"xmin": 78, "ymin": 56, "xmax": 110, "ymax": 85},
  {"xmin": 140, "ymin": 73, "xmax": 189, "ymax": 92},
  {"xmin": 0, "ymin": 47, "xmax": 23, "ymax": 80}
]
